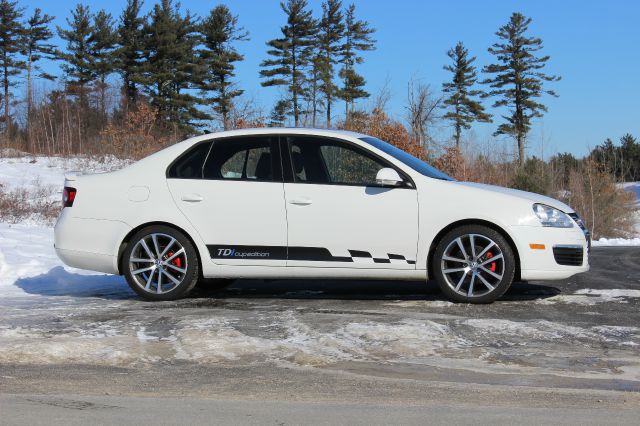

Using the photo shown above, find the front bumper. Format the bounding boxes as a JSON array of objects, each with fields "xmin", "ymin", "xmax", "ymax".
[{"xmin": 507, "ymin": 225, "xmax": 590, "ymax": 281}]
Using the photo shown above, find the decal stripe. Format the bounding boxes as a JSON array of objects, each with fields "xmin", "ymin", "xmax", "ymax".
[
  {"xmin": 208, "ymin": 245, "xmax": 416, "ymax": 264},
  {"xmin": 289, "ymin": 247, "xmax": 353, "ymax": 262},
  {"xmin": 209, "ymin": 245, "xmax": 287, "ymax": 260},
  {"xmin": 349, "ymin": 250, "xmax": 372, "ymax": 258},
  {"xmin": 388, "ymin": 253, "xmax": 406, "ymax": 260}
]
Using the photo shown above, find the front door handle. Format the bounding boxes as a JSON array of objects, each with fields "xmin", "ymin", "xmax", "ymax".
[
  {"xmin": 181, "ymin": 193, "xmax": 203, "ymax": 202},
  {"xmin": 289, "ymin": 198, "xmax": 312, "ymax": 206}
]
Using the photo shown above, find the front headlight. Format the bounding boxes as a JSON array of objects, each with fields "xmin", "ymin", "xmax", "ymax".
[{"xmin": 533, "ymin": 204, "xmax": 574, "ymax": 228}]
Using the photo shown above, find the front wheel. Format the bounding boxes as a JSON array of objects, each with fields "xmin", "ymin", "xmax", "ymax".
[
  {"xmin": 431, "ymin": 225, "xmax": 515, "ymax": 303},
  {"xmin": 122, "ymin": 225, "xmax": 200, "ymax": 301}
]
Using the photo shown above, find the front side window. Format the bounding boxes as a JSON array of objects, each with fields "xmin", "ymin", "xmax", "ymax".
[
  {"xmin": 287, "ymin": 137, "xmax": 391, "ymax": 186},
  {"xmin": 203, "ymin": 137, "xmax": 276, "ymax": 181}
]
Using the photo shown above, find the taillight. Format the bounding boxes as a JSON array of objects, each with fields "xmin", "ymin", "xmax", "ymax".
[{"xmin": 63, "ymin": 187, "xmax": 77, "ymax": 207}]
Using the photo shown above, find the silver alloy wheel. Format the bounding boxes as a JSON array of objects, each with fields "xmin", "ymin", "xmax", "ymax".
[
  {"xmin": 440, "ymin": 233, "xmax": 505, "ymax": 298},
  {"xmin": 128, "ymin": 233, "xmax": 188, "ymax": 295}
]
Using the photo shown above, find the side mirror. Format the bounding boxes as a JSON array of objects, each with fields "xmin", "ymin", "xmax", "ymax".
[{"xmin": 375, "ymin": 168, "xmax": 403, "ymax": 187}]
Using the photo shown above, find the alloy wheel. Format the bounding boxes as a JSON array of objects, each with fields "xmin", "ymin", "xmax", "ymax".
[
  {"xmin": 440, "ymin": 233, "xmax": 505, "ymax": 298},
  {"xmin": 128, "ymin": 233, "xmax": 188, "ymax": 295}
]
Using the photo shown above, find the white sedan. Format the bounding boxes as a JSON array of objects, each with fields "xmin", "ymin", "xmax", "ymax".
[{"xmin": 54, "ymin": 128, "xmax": 590, "ymax": 303}]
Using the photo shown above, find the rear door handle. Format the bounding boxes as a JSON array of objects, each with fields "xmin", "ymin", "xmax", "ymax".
[
  {"xmin": 289, "ymin": 198, "xmax": 312, "ymax": 206},
  {"xmin": 181, "ymin": 193, "xmax": 203, "ymax": 202}
]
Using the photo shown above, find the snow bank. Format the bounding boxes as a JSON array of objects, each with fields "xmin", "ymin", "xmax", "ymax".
[
  {"xmin": 0, "ymin": 223, "xmax": 125, "ymax": 297},
  {"xmin": 592, "ymin": 237, "xmax": 640, "ymax": 247}
]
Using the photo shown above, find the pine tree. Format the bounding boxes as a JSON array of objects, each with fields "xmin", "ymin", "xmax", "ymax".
[
  {"xmin": 260, "ymin": 0, "xmax": 316, "ymax": 127},
  {"xmin": 116, "ymin": 0, "xmax": 145, "ymax": 108},
  {"xmin": 140, "ymin": 0, "xmax": 208, "ymax": 134},
  {"xmin": 58, "ymin": 4, "xmax": 95, "ymax": 106},
  {"xmin": 442, "ymin": 41, "xmax": 491, "ymax": 149},
  {"xmin": 338, "ymin": 3, "xmax": 374, "ymax": 117},
  {"xmin": 22, "ymin": 8, "xmax": 55, "ymax": 138},
  {"xmin": 199, "ymin": 5, "xmax": 249, "ymax": 130},
  {"xmin": 269, "ymin": 99, "xmax": 291, "ymax": 127},
  {"xmin": 90, "ymin": 10, "xmax": 117, "ymax": 119},
  {"xmin": 317, "ymin": 0, "xmax": 343, "ymax": 127},
  {"xmin": 0, "ymin": 0, "xmax": 24, "ymax": 129},
  {"xmin": 482, "ymin": 12, "xmax": 560, "ymax": 166}
]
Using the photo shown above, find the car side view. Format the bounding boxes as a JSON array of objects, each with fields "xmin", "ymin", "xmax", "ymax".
[{"xmin": 54, "ymin": 128, "xmax": 590, "ymax": 303}]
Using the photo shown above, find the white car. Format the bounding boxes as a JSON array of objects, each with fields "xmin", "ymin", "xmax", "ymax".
[{"xmin": 54, "ymin": 128, "xmax": 590, "ymax": 303}]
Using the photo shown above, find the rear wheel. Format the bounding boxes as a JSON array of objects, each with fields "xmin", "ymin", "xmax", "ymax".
[
  {"xmin": 122, "ymin": 225, "xmax": 199, "ymax": 301},
  {"xmin": 432, "ymin": 225, "xmax": 515, "ymax": 303}
]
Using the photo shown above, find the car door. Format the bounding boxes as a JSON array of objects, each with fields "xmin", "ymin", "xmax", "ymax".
[
  {"xmin": 282, "ymin": 135, "xmax": 419, "ymax": 269},
  {"xmin": 166, "ymin": 135, "xmax": 288, "ymax": 266}
]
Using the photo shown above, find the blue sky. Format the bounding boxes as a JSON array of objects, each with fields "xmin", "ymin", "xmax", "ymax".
[{"xmin": 32, "ymin": 0, "xmax": 640, "ymax": 157}]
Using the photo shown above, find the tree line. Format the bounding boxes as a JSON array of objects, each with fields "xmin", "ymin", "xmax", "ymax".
[{"xmin": 0, "ymin": 0, "xmax": 570, "ymax": 167}]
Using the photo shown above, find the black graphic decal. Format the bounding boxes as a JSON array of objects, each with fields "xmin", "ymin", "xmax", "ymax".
[{"xmin": 208, "ymin": 245, "xmax": 416, "ymax": 264}]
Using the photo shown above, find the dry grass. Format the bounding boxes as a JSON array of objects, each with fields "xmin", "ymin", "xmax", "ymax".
[{"xmin": 0, "ymin": 179, "xmax": 60, "ymax": 224}]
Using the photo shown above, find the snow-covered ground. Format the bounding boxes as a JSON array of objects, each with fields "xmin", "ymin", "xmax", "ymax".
[{"xmin": 0, "ymin": 155, "xmax": 130, "ymax": 296}]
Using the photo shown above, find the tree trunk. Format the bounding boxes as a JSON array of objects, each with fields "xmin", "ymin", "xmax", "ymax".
[
  {"xmin": 326, "ymin": 94, "xmax": 332, "ymax": 128},
  {"xmin": 26, "ymin": 54, "xmax": 33, "ymax": 152},
  {"xmin": 3, "ymin": 59, "xmax": 9, "ymax": 133},
  {"xmin": 517, "ymin": 133, "xmax": 525, "ymax": 167}
]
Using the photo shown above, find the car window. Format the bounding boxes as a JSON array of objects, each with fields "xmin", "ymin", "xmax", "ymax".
[
  {"xmin": 288, "ymin": 137, "xmax": 389, "ymax": 186},
  {"xmin": 167, "ymin": 142, "xmax": 212, "ymax": 179},
  {"xmin": 204, "ymin": 137, "xmax": 275, "ymax": 181}
]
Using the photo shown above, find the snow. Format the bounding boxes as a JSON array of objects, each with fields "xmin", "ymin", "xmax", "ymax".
[
  {"xmin": 536, "ymin": 289, "xmax": 640, "ymax": 305},
  {"xmin": 592, "ymin": 237, "xmax": 640, "ymax": 247},
  {"xmin": 0, "ymin": 155, "xmax": 130, "ymax": 192},
  {"xmin": 591, "ymin": 182, "xmax": 640, "ymax": 246},
  {"xmin": 0, "ymin": 155, "xmax": 130, "ymax": 297},
  {"xmin": 0, "ymin": 222, "xmax": 125, "ymax": 297}
]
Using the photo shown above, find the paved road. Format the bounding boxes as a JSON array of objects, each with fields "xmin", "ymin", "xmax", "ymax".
[{"xmin": 1, "ymin": 247, "xmax": 639, "ymax": 424}]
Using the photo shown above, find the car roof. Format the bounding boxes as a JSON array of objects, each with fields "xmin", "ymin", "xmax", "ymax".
[{"xmin": 183, "ymin": 127, "xmax": 369, "ymax": 144}]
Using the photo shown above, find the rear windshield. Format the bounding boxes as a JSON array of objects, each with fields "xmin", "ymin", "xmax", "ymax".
[{"xmin": 360, "ymin": 136, "xmax": 454, "ymax": 181}]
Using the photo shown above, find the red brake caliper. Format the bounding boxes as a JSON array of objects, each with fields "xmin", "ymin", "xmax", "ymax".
[
  {"xmin": 166, "ymin": 251, "xmax": 182, "ymax": 268},
  {"xmin": 486, "ymin": 252, "xmax": 496, "ymax": 272}
]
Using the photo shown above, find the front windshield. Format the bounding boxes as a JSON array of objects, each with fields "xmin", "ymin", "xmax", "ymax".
[{"xmin": 360, "ymin": 136, "xmax": 454, "ymax": 181}]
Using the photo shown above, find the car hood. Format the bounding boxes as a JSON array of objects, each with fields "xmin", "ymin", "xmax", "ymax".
[{"xmin": 452, "ymin": 181, "xmax": 574, "ymax": 213}]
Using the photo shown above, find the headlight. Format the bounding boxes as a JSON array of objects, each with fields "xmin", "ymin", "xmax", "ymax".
[{"xmin": 533, "ymin": 204, "xmax": 574, "ymax": 228}]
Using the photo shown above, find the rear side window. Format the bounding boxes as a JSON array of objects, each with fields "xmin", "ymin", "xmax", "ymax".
[
  {"xmin": 167, "ymin": 142, "xmax": 212, "ymax": 179},
  {"xmin": 203, "ymin": 136, "xmax": 278, "ymax": 182}
]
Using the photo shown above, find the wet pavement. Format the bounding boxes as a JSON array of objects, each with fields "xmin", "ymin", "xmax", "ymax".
[{"xmin": 1, "ymin": 247, "xmax": 639, "ymax": 398}]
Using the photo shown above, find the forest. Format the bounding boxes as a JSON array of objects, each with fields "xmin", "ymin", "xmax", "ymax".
[{"xmin": 0, "ymin": 0, "xmax": 637, "ymax": 238}]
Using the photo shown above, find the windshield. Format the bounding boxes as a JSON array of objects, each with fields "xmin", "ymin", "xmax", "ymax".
[{"xmin": 360, "ymin": 136, "xmax": 454, "ymax": 181}]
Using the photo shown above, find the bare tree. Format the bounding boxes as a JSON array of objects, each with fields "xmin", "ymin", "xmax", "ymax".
[{"xmin": 405, "ymin": 78, "xmax": 441, "ymax": 154}]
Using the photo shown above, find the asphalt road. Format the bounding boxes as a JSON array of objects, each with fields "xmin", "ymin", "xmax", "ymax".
[{"xmin": 1, "ymin": 247, "xmax": 640, "ymax": 424}]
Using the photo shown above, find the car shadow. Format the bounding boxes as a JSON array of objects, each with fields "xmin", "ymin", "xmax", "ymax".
[
  {"xmin": 193, "ymin": 279, "xmax": 561, "ymax": 302},
  {"xmin": 14, "ymin": 267, "xmax": 561, "ymax": 302},
  {"xmin": 14, "ymin": 266, "xmax": 135, "ymax": 300}
]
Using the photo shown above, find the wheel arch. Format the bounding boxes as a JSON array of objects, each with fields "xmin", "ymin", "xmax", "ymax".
[
  {"xmin": 426, "ymin": 219, "xmax": 521, "ymax": 282},
  {"xmin": 117, "ymin": 221, "xmax": 204, "ymax": 276}
]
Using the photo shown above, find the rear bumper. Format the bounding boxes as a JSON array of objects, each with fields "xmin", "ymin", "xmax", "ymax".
[
  {"xmin": 55, "ymin": 247, "xmax": 118, "ymax": 274},
  {"xmin": 507, "ymin": 225, "xmax": 590, "ymax": 280},
  {"xmin": 54, "ymin": 210, "xmax": 131, "ymax": 274}
]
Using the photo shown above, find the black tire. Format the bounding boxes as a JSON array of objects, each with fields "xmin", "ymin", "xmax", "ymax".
[
  {"xmin": 122, "ymin": 225, "xmax": 200, "ymax": 301},
  {"xmin": 197, "ymin": 278, "xmax": 236, "ymax": 290},
  {"xmin": 431, "ymin": 225, "xmax": 515, "ymax": 304}
]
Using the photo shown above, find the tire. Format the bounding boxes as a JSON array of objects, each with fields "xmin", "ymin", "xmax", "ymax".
[
  {"xmin": 122, "ymin": 225, "xmax": 200, "ymax": 301},
  {"xmin": 197, "ymin": 278, "xmax": 236, "ymax": 290},
  {"xmin": 431, "ymin": 225, "xmax": 515, "ymax": 304}
]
